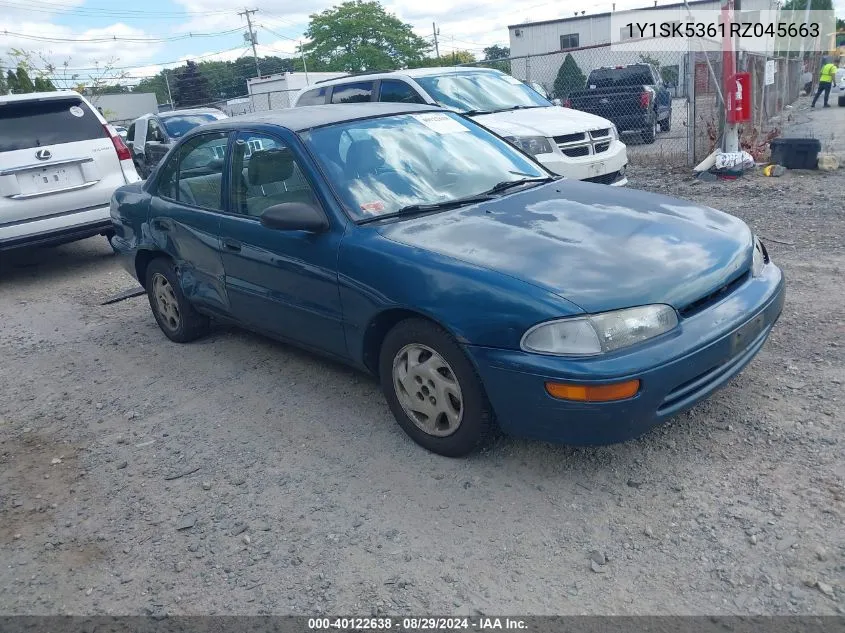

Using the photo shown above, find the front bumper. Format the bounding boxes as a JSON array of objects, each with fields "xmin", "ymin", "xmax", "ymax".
[
  {"xmin": 464, "ymin": 263, "xmax": 785, "ymax": 446},
  {"xmin": 535, "ymin": 139, "xmax": 628, "ymax": 184}
]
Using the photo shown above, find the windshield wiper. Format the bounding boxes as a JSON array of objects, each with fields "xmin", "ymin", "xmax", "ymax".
[
  {"xmin": 489, "ymin": 105, "xmax": 546, "ymax": 113},
  {"xmin": 462, "ymin": 109, "xmax": 492, "ymax": 116},
  {"xmin": 357, "ymin": 194, "xmax": 494, "ymax": 225},
  {"xmin": 483, "ymin": 176, "xmax": 556, "ymax": 195}
]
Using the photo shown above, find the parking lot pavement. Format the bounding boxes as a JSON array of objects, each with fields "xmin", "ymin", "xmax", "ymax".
[{"xmin": 1, "ymin": 162, "xmax": 843, "ymax": 616}]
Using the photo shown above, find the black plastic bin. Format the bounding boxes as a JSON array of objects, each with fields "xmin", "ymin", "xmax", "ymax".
[{"xmin": 769, "ymin": 137, "xmax": 821, "ymax": 170}]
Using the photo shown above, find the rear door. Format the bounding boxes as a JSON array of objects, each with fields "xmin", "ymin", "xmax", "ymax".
[{"xmin": 0, "ymin": 95, "xmax": 126, "ymax": 223}]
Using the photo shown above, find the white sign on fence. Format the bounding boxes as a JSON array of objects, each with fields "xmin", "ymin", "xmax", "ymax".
[{"xmin": 765, "ymin": 60, "xmax": 776, "ymax": 85}]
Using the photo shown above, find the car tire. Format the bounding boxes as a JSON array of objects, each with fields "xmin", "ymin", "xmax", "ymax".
[
  {"xmin": 659, "ymin": 112, "xmax": 671, "ymax": 132},
  {"xmin": 144, "ymin": 257, "xmax": 210, "ymax": 343},
  {"xmin": 378, "ymin": 318, "xmax": 496, "ymax": 457},
  {"xmin": 642, "ymin": 117, "xmax": 658, "ymax": 144}
]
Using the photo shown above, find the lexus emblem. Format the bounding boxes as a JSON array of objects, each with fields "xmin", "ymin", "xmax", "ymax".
[{"xmin": 35, "ymin": 149, "xmax": 52, "ymax": 161}]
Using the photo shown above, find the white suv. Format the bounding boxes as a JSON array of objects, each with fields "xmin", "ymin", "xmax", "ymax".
[
  {"xmin": 293, "ymin": 67, "xmax": 628, "ymax": 186},
  {"xmin": 0, "ymin": 90, "xmax": 140, "ymax": 252}
]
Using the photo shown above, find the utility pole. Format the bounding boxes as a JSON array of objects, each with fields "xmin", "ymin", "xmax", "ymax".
[
  {"xmin": 239, "ymin": 8, "xmax": 261, "ymax": 79},
  {"xmin": 721, "ymin": 0, "xmax": 739, "ymax": 152},
  {"xmin": 164, "ymin": 70, "xmax": 174, "ymax": 108},
  {"xmin": 300, "ymin": 40, "xmax": 309, "ymax": 85},
  {"xmin": 432, "ymin": 22, "xmax": 440, "ymax": 60}
]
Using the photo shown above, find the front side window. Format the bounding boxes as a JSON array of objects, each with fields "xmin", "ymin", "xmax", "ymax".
[
  {"xmin": 229, "ymin": 132, "xmax": 318, "ymax": 218},
  {"xmin": 172, "ymin": 132, "xmax": 229, "ymax": 210},
  {"xmin": 414, "ymin": 70, "xmax": 550, "ymax": 114},
  {"xmin": 148, "ymin": 118, "xmax": 166, "ymax": 143},
  {"xmin": 378, "ymin": 80, "xmax": 425, "ymax": 104},
  {"xmin": 331, "ymin": 82, "xmax": 374, "ymax": 104},
  {"xmin": 301, "ymin": 112, "xmax": 546, "ymax": 222}
]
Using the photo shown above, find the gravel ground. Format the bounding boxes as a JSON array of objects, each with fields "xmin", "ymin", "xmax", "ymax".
[{"xmin": 1, "ymin": 140, "xmax": 843, "ymax": 617}]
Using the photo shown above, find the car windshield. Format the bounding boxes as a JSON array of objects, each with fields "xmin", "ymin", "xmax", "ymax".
[
  {"xmin": 301, "ymin": 111, "xmax": 548, "ymax": 222},
  {"xmin": 413, "ymin": 70, "xmax": 551, "ymax": 114},
  {"xmin": 161, "ymin": 114, "xmax": 220, "ymax": 138}
]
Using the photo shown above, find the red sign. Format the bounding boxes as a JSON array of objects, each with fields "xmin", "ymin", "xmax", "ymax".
[{"xmin": 726, "ymin": 72, "xmax": 751, "ymax": 124}]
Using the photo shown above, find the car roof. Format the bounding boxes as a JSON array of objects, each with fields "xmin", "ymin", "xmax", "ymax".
[
  {"xmin": 159, "ymin": 108, "xmax": 224, "ymax": 118},
  {"xmin": 307, "ymin": 66, "xmax": 503, "ymax": 87},
  {"xmin": 197, "ymin": 102, "xmax": 443, "ymax": 132},
  {"xmin": 0, "ymin": 90, "xmax": 86, "ymax": 104}
]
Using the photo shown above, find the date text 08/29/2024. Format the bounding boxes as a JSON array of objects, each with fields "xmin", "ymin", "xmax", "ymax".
[{"xmin": 308, "ymin": 617, "xmax": 528, "ymax": 630}]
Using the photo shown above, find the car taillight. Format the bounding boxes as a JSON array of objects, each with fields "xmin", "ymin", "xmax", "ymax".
[
  {"xmin": 640, "ymin": 91, "xmax": 651, "ymax": 108},
  {"xmin": 104, "ymin": 124, "xmax": 132, "ymax": 161},
  {"xmin": 563, "ymin": 98, "xmax": 572, "ymax": 108}
]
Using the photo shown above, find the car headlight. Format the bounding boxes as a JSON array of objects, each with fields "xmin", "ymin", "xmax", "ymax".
[
  {"xmin": 521, "ymin": 304, "xmax": 679, "ymax": 356},
  {"xmin": 504, "ymin": 135, "xmax": 553, "ymax": 156},
  {"xmin": 610, "ymin": 125, "xmax": 619, "ymax": 139},
  {"xmin": 752, "ymin": 236, "xmax": 768, "ymax": 277}
]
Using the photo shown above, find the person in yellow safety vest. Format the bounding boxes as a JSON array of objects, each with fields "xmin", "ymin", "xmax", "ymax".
[{"xmin": 811, "ymin": 57, "xmax": 839, "ymax": 108}]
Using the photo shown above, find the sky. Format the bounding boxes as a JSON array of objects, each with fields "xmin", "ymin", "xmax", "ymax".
[{"xmin": 1, "ymin": 0, "xmax": 843, "ymax": 86}]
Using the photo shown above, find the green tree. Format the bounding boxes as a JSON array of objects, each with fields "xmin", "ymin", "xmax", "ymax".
[
  {"xmin": 15, "ymin": 66, "xmax": 35, "ymax": 93},
  {"xmin": 175, "ymin": 60, "xmax": 211, "ymax": 107},
  {"xmin": 781, "ymin": 0, "xmax": 832, "ymax": 8},
  {"xmin": 6, "ymin": 70, "xmax": 18, "ymax": 93},
  {"xmin": 483, "ymin": 44, "xmax": 511, "ymax": 73},
  {"xmin": 300, "ymin": 0, "xmax": 431, "ymax": 72},
  {"xmin": 33, "ymin": 76, "xmax": 56, "ymax": 91},
  {"xmin": 407, "ymin": 50, "xmax": 476, "ymax": 68},
  {"xmin": 0, "ymin": 70, "xmax": 6, "ymax": 95},
  {"xmin": 553, "ymin": 53, "xmax": 585, "ymax": 99}
]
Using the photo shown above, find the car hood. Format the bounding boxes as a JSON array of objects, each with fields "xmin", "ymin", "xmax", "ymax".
[
  {"xmin": 378, "ymin": 181, "xmax": 754, "ymax": 314},
  {"xmin": 470, "ymin": 106, "xmax": 615, "ymax": 138}
]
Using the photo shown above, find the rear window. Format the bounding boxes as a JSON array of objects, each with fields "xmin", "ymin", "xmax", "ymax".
[
  {"xmin": 331, "ymin": 82, "xmax": 374, "ymax": 104},
  {"xmin": 297, "ymin": 87, "xmax": 328, "ymax": 106},
  {"xmin": 588, "ymin": 66, "xmax": 654, "ymax": 88},
  {"xmin": 0, "ymin": 98, "xmax": 106, "ymax": 152}
]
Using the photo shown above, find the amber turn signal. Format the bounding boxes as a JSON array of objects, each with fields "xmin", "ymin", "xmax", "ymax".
[{"xmin": 545, "ymin": 379, "xmax": 640, "ymax": 402}]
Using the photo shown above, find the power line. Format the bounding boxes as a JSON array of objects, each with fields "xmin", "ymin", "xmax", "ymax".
[
  {"xmin": 0, "ymin": 27, "xmax": 244, "ymax": 43},
  {"xmin": 36, "ymin": 46, "xmax": 253, "ymax": 72},
  {"xmin": 0, "ymin": 0, "xmax": 231, "ymax": 18}
]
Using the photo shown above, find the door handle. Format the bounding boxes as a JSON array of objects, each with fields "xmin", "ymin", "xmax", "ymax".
[
  {"xmin": 152, "ymin": 219, "xmax": 170, "ymax": 232},
  {"xmin": 222, "ymin": 238, "xmax": 242, "ymax": 252}
]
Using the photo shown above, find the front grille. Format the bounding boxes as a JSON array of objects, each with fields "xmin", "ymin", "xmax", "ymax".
[
  {"xmin": 590, "ymin": 128, "xmax": 610, "ymax": 138},
  {"xmin": 679, "ymin": 270, "xmax": 751, "ymax": 318},
  {"xmin": 554, "ymin": 132, "xmax": 585, "ymax": 144},
  {"xmin": 562, "ymin": 146, "xmax": 590, "ymax": 158},
  {"xmin": 594, "ymin": 141, "xmax": 610, "ymax": 153},
  {"xmin": 584, "ymin": 170, "xmax": 621, "ymax": 185}
]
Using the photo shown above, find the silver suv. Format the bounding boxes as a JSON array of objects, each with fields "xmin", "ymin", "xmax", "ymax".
[{"xmin": 0, "ymin": 90, "xmax": 140, "ymax": 252}]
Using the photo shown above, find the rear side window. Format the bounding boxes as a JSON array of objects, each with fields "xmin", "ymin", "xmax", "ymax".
[
  {"xmin": 331, "ymin": 82, "xmax": 374, "ymax": 104},
  {"xmin": 298, "ymin": 87, "xmax": 328, "ymax": 106},
  {"xmin": 378, "ymin": 80, "xmax": 425, "ymax": 104},
  {"xmin": 0, "ymin": 98, "xmax": 107, "ymax": 152}
]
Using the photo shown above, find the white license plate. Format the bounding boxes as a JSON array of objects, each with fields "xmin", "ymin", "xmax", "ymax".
[
  {"xmin": 20, "ymin": 166, "xmax": 83, "ymax": 195},
  {"xmin": 589, "ymin": 161, "xmax": 606, "ymax": 176}
]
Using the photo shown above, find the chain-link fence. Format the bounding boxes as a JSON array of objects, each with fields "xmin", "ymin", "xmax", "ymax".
[{"xmin": 191, "ymin": 40, "xmax": 805, "ymax": 169}]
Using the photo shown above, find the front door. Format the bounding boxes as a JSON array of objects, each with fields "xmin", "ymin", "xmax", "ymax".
[{"xmin": 217, "ymin": 131, "xmax": 348, "ymax": 358}]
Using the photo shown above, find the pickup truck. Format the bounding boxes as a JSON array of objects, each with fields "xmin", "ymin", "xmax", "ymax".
[
  {"xmin": 565, "ymin": 64, "xmax": 672, "ymax": 144},
  {"xmin": 126, "ymin": 108, "xmax": 227, "ymax": 178}
]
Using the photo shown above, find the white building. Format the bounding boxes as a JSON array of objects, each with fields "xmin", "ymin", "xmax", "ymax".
[
  {"xmin": 507, "ymin": 0, "xmax": 775, "ymax": 96},
  {"xmin": 247, "ymin": 72, "xmax": 347, "ymax": 110}
]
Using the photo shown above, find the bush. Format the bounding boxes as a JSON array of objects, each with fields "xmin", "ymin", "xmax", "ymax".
[{"xmin": 553, "ymin": 54, "xmax": 586, "ymax": 99}]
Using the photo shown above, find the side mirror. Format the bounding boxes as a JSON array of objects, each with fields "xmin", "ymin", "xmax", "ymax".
[
  {"xmin": 260, "ymin": 202, "xmax": 329, "ymax": 233},
  {"xmin": 552, "ymin": 98, "xmax": 562, "ymax": 106}
]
